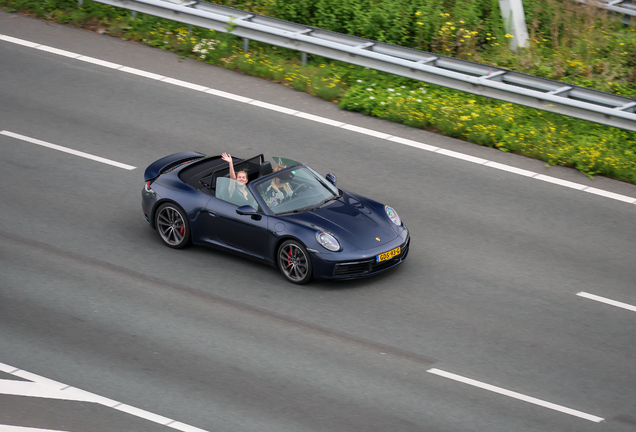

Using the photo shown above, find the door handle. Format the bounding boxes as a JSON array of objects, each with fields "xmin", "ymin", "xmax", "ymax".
[{"xmin": 208, "ymin": 211, "xmax": 217, "ymax": 217}]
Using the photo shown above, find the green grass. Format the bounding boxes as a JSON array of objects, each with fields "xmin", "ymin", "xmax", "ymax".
[{"xmin": 2, "ymin": 0, "xmax": 635, "ymax": 184}]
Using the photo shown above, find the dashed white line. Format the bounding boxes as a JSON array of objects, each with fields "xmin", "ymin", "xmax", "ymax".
[
  {"xmin": 1, "ymin": 34, "xmax": 635, "ymax": 205},
  {"xmin": 427, "ymin": 368, "xmax": 605, "ymax": 423},
  {"xmin": 577, "ymin": 292, "xmax": 636, "ymax": 312},
  {"xmin": 0, "ymin": 131, "xmax": 136, "ymax": 170}
]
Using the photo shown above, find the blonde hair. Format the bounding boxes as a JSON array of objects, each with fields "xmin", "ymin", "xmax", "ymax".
[
  {"xmin": 272, "ymin": 165, "xmax": 286, "ymax": 173},
  {"xmin": 236, "ymin": 170, "xmax": 248, "ymax": 178}
]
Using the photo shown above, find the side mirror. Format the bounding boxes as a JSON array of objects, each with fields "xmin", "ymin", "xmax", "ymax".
[
  {"xmin": 325, "ymin": 173, "xmax": 337, "ymax": 186},
  {"xmin": 236, "ymin": 205, "xmax": 258, "ymax": 216}
]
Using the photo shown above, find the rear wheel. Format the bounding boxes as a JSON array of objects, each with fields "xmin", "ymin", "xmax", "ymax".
[
  {"xmin": 155, "ymin": 203, "xmax": 190, "ymax": 249},
  {"xmin": 277, "ymin": 240, "xmax": 312, "ymax": 285}
]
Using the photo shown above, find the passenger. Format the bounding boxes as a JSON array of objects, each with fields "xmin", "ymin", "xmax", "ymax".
[
  {"xmin": 221, "ymin": 152, "xmax": 251, "ymax": 203},
  {"xmin": 263, "ymin": 165, "xmax": 293, "ymax": 208},
  {"xmin": 221, "ymin": 152, "xmax": 248, "ymax": 184}
]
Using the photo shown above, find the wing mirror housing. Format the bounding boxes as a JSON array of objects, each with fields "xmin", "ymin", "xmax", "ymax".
[{"xmin": 325, "ymin": 173, "xmax": 337, "ymax": 186}]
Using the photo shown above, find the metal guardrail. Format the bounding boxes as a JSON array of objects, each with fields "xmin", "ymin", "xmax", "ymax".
[
  {"xmin": 576, "ymin": 0, "xmax": 636, "ymax": 23},
  {"xmin": 94, "ymin": 0, "xmax": 636, "ymax": 132}
]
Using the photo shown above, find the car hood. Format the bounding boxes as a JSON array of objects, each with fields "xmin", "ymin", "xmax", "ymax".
[{"xmin": 293, "ymin": 191, "xmax": 398, "ymax": 250}]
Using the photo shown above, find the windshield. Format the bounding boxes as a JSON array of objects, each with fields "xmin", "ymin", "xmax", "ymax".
[
  {"xmin": 271, "ymin": 157, "xmax": 301, "ymax": 171},
  {"xmin": 255, "ymin": 166, "xmax": 339, "ymax": 215}
]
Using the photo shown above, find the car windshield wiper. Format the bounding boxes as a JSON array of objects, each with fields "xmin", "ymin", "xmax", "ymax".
[
  {"xmin": 278, "ymin": 206, "xmax": 314, "ymax": 215},
  {"xmin": 319, "ymin": 190, "xmax": 342, "ymax": 206}
]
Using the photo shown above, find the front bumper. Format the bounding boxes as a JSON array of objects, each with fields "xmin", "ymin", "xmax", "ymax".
[{"xmin": 310, "ymin": 229, "xmax": 410, "ymax": 280}]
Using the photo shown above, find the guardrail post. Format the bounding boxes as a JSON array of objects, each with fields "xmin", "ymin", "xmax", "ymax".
[
  {"xmin": 132, "ymin": 10, "xmax": 137, "ymax": 18},
  {"xmin": 498, "ymin": 0, "xmax": 529, "ymax": 50},
  {"xmin": 301, "ymin": 52, "xmax": 307, "ymax": 66},
  {"xmin": 243, "ymin": 38, "xmax": 249, "ymax": 53}
]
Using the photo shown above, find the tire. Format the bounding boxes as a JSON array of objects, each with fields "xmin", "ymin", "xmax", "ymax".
[
  {"xmin": 155, "ymin": 203, "xmax": 190, "ymax": 249},
  {"xmin": 277, "ymin": 240, "xmax": 313, "ymax": 285}
]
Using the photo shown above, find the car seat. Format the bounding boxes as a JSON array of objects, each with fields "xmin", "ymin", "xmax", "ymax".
[{"xmin": 259, "ymin": 161, "xmax": 272, "ymax": 177}]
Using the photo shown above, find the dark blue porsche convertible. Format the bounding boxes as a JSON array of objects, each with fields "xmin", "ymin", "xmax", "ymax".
[{"xmin": 142, "ymin": 153, "xmax": 409, "ymax": 284}]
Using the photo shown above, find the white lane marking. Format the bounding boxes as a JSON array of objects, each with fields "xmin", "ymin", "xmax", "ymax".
[
  {"xmin": 34, "ymin": 45, "xmax": 80, "ymax": 59},
  {"xmin": 577, "ymin": 292, "xmax": 636, "ymax": 313},
  {"xmin": 250, "ymin": 100, "xmax": 298, "ymax": 115},
  {"xmin": 0, "ymin": 131, "xmax": 136, "ymax": 170},
  {"xmin": 436, "ymin": 148, "xmax": 488, "ymax": 164},
  {"xmin": 163, "ymin": 77, "xmax": 209, "ymax": 92},
  {"xmin": 0, "ymin": 34, "xmax": 39, "ymax": 47},
  {"xmin": 77, "ymin": 55, "xmax": 122, "ymax": 69},
  {"xmin": 0, "ymin": 379, "xmax": 101, "ymax": 402},
  {"xmin": 427, "ymin": 368, "xmax": 605, "ymax": 423},
  {"xmin": 204, "ymin": 88, "xmax": 253, "ymax": 103},
  {"xmin": 294, "ymin": 111, "xmax": 345, "ymax": 127},
  {"xmin": 584, "ymin": 187, "xmax": 636, "ymax": 203},
  {"xmin": 534, "ymin": 174, "xmax": 588, "ymax": 190},
  {"xmin": 484, "ymin": 161, "xmax": 537, "ymax": 177},
  {"xmin": 1, "ymin": 34, "xmax": 636, "ymax": 206},
  {"xmin": 0, "ymin": 361, "xmax": 213, "ymax": 432},
  {"xmin": 0, "ymin": 426, "xmax": 71, "ymax": 432},
  {"xmin": 114, "ymin": 404, "xmax": 174, "ymax": 425},
  {"xmin": 389, "ymin": 136, "xmax": 439, "ymax": 152},
  {"xmin": 120, "ymin": 66, "xmax": 165, "ymax": 80},
  {"xmin": 340, "ymin": 124, "xmax": 392, "ymax": 139},
  {"xmin": 0, "ymin": 364, "xmax": 18, "ymax": 374},
  {"xmin": 168, "ymin": 421, "xmax": 210, "ymax": 432}
]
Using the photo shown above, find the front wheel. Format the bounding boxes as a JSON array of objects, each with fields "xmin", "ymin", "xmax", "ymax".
[
  {"xmin": 155, "ymin": 203, "xmax": 190, "ymax": 249},
  {"xmin": 277, "ymin": 240, "xmax": 313, "ymax": 285}
]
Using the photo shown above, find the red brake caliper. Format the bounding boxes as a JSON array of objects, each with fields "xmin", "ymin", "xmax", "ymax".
[
  {"xmin": 180, "ymin": 226, "xmax": 185, "ymax": 236},
  {"xmin": 288, "ymin": 249, "xmax": 292, "ymax": 268}
]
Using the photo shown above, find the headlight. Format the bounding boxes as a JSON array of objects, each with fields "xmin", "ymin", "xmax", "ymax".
[
  {"xmin": 316, "ymin": 231, "xmax": 340, "ymax": 251},
  {"xmin": 385, "ymin": 205, "xmax": 401, "ymax": 226}
]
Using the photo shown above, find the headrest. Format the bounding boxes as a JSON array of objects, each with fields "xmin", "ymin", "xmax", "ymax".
[{"xmin": 259, "ymin": 161, "xmax": 272, "ymax": 177}]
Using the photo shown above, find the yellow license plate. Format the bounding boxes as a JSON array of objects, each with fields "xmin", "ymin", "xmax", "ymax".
[{"xmin": 377, "ymin": 246, "xmax": 400, "ymax": 263}]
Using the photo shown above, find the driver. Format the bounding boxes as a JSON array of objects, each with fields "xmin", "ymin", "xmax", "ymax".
[{"xmin": 263, "ymin": 165, "xmax": 293, "ymax": 208}]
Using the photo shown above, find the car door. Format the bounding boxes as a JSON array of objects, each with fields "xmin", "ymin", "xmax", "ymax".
[{"xmin": 208, "ymin": 178, "xmax": 270, "ymax": 260}]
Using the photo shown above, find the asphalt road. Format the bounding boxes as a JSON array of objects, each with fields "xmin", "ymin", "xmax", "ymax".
[{"xmin": 1, "ymin": 12, "xmax": 636, "ymax": 432}]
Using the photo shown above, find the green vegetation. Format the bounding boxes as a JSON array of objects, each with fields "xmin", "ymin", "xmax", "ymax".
[{"xmin": 2, "ymin": 0, "xmax": 636, "ymax": 184}]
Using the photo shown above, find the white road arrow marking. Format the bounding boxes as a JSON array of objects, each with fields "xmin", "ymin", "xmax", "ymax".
[
  {"xmin": 0, "ymin": 426, "xmax": 70, "ymax": 432},
  {"xmin": 0, "ymin": 379, "xmax": 100, "ymax": 402}
]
